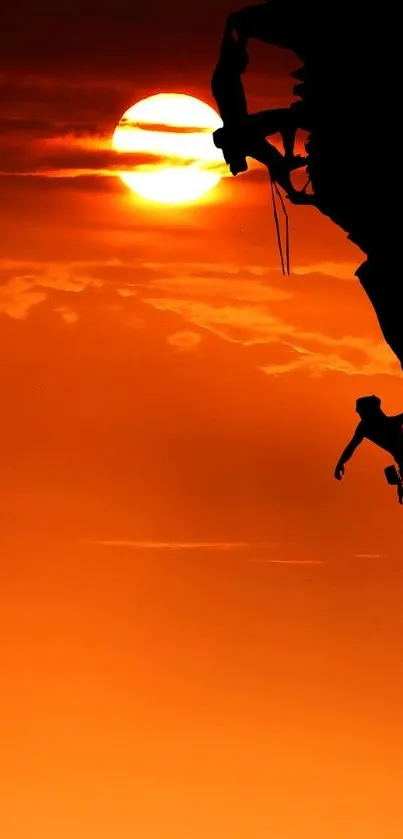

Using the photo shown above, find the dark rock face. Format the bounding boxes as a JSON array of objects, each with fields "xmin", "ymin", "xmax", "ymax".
[
  {"xmin": 229, "ymin": 1, "xmax": 401, "ymax": 366},
  {"xmin": 291, "ymin": 4, "xmax": 401, "ymax": 365}
]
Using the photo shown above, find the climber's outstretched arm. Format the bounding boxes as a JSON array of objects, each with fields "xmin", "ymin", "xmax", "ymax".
[
  {"xmin": 334, "ymin": 424, "xmax": 365, "ymax": 480},
  {"xmin": 247, "ymin": 109, "xmax": 301, "ymax": 158}
]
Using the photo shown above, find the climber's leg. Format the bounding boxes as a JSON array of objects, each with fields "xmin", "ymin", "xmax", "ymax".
[
  {"xmin": 211, "ymin": 60, "xmax": 248, "ymax": 128},
  {"xmin": 247, "ymin": 108, "xmax": 300, "ymax": 158},
  {"xmin": 244, "ymin": 137, "xmax": 305, "ymax": 195}
]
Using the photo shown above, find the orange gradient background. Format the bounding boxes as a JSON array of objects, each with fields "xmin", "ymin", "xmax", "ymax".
[{"xmin": 0, "ymin": 3, "xmax": 402, "ymax": 838}]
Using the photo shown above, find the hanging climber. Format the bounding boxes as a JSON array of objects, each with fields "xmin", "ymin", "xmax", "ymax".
[
  {"xmin": 334, "ymin": 396, "xmax": 403, "ymax": 503},
  {"xmin": 211, "ymin": 1, "xmax": 314, "ymax": 203}
]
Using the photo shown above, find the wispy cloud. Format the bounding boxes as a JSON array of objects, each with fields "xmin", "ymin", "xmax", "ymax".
[
  {"xmin": 142, "ymin": 297, "xmax": 286, "ymax": 344},
  {"xmin": 144, "ymin": 275, "xmax": 292, "ymax": 303},
  {"xmin": 353, "ymin": 553, "xmax": 386, "ymax": 559},
  {"xmin": 2, "ymin": 256, "xmax": 397, "ymax": 383},
  {"xmin": 293, "ymin": 261, "xmax": 358, "ymax": 281},
  {"xmin": 140, "ymin": 262, "xmax": 292, "ymax": 303},
  {"xmin": 0, "ymin": 147, "xmax": 170, "ymax": 178},
  {"xmin": 90, "ymin": 540, "xmax": 251, "ymax": 551},
  {"xmin": 0, "ymin": 264, "xmax": 105, "ymax": 319},
  {"xmin": 167, "ymin": 331, "xmax": 202, "ymax": 352},
  {"xmin": 0, "ymin": 129, "xmax": 225, "ymax": 179},
  {"xmin": 0, "ymin": 277, "xmax": 47, "ymax": 320},
  {"xmin": 142, "ymin": 262, "xmax": 280, "ymax": 278},
  {"xmin": 54, "ymin": 306, "xmax": 80, "ymax": 325},
  {"xmin": 118, "ymin": 119, "xmax": 216, "ymax": 134},
  {"xmin": 137, "ymin": 255, "xmax": 396, "ymax": 377},
  {"xmin": 143, "ymin": 296, "xmax": 399, "ymax": 377},
  {"xmin": 260, "ymin": 342, "xmax": 398, "ymax": 378},
  {"xmin": 248, "ymin": 559, "xmax": 324, "ymax": 565}
]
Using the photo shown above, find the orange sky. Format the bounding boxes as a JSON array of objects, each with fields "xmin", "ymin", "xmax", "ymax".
[{"xmin": 1, "ymin": 3, "xmax": 402, "ymax": 838}]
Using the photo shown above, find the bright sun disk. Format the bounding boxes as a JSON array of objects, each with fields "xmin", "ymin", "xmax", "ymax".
[{"xmin": 112, "ymin": 93, "xmax": 223, "ymax": 205}]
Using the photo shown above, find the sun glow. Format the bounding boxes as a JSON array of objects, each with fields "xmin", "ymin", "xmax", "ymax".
[{"xmin": 112, "ymin": 93, "xmax": 223, "ymax": 204}]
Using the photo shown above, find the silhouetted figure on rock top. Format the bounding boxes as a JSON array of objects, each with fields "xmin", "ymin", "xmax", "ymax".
[
  {"xmin": 210, "ymin": 0, "xmax": 402, "ymax": 369},
  {"xmin": 335, "ymin": 396, "xmax": 403, "ymax": 503},
  {"xmin": 211, "ymin": 9, "xmax": 314, "ymax": 204}
]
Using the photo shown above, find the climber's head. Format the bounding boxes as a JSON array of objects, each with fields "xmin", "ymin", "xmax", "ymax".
[{"xmin": 356, "ymin": 394, "xmax": 382, "ymax": 419}]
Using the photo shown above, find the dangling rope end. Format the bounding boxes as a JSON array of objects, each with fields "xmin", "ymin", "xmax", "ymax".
[{"xmin": 269, "ymin": 172, "xmax": 291, "ymax": 276}]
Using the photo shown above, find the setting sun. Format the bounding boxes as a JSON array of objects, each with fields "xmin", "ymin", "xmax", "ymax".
[{"xmin": 112, "ymin": 93, "xmax": 223, "ymax": 204}]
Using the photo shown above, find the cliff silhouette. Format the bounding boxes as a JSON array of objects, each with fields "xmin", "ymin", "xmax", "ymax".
[{"xmin": 213, "ymin": 1, "xmax": 401, "ymax": 367}]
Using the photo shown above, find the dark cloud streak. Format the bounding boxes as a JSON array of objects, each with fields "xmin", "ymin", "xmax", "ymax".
[{"xmin": 0, "ymin": 145, "xmax": 203, "ymax": 178}]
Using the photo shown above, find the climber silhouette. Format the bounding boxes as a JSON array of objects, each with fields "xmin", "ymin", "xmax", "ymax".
[
  {"xmin": 211, "ymin": 7, "xmax": 314, "ymax": 203},
  {"xmin": 334, "ymin": 396, "xmax": 403, "ymax": 485}
]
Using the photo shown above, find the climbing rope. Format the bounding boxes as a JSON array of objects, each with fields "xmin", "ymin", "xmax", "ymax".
[
  {"xmin": 269, "ymin": 172, "xmax": 290, "ymax": 276},
  {"xmin": 268, "ymin": 171, "xmax": 314, "ymax": 276}
]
